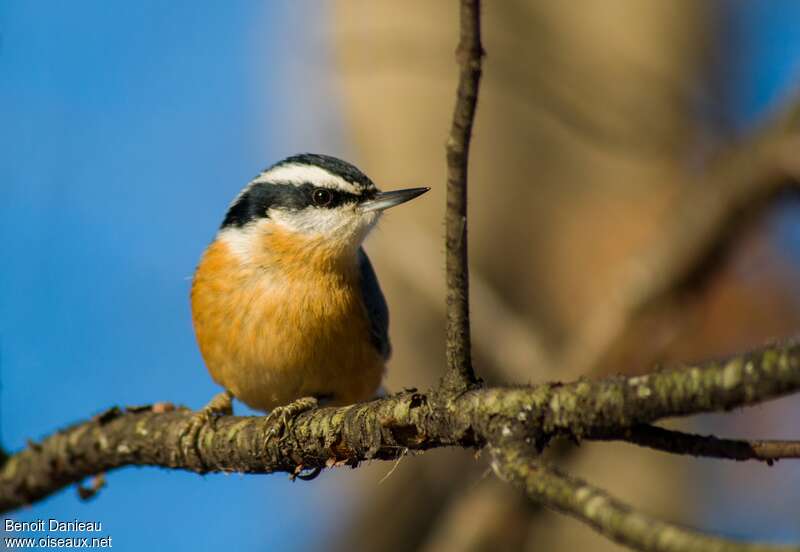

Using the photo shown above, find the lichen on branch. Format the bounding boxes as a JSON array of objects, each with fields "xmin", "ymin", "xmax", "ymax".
[
  {"xmin": 3, "ymin": 340, "xmax": 800, "ymax": 515},
  {"xmin": 492, "ymin": 446, "xmax": 797, "ymax": 552}
]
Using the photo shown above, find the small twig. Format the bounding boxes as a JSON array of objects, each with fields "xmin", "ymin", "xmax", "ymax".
[
  {"xmin": 443, "ymin": 0, "xmax": 484, "ymax": 393},
  {"xmin": 606, "ymin": 424, "xmax": 800, "ymax": 465},
  {"xmin": 377, "ymin": 449, "xmax": 407, "ymax": 485},
  {"xmin": 76, "ymin": 473, "xmax": 106, "ymax": 501},
  {"xmin": 492, "ymin": 448, "xmax": 797, "ymax": 552}
]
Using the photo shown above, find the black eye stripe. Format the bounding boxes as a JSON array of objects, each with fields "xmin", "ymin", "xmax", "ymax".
[{"xmin": 221, "ymin": 182, "xmax": 368, "ymax": 228}]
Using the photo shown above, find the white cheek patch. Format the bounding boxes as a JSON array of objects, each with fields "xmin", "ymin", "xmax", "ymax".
[
  {"xmin": 268, "ymin": 206, "xmax": 381, "ymax": 245},
  {"xmin": 268, "ymin": 206, "xmax": 355, "ymax": 235},
  {"xmin": 360, "ymin": 210, "xmax": 381, "ymax": 235},
  {"xmin": 217, "ymin": 225, "xmax": 257, "ymax": 262},
  {"xmin": 218, "ymin": 208, "xmax": 382, "ymax": 264},
  {"xmin": 216, "ymin": 218, "xmax": 278, "ymax": 262},
  {"xmin": 255, "ymin": 164, "xmax": 361, "ymax": 194}
]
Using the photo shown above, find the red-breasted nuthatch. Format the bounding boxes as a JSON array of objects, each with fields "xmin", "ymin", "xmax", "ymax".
[{"xmin": 191, "ymin": 154, "xmax": 428, "ymax": 423}]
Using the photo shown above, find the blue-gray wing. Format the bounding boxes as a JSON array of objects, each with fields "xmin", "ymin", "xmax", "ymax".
[{"xmin": 358, "ymin": 248, "xmax": 391, "ymax": 360}]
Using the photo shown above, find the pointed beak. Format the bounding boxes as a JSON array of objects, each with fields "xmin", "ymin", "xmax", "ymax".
[{"xmin": 360, "ymin": 187, "xmax": 430, "ymax": 213}]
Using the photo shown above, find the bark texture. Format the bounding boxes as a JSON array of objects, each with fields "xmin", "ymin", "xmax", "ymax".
[
  {"xmin": 4, "ymin": 341, "xmax": 800, "ymax": 515},
  {"xmin": 443, "ymin": 0, "xmax": 483, "ymax": 392}
]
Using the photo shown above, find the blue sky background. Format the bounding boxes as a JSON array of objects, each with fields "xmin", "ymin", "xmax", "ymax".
[
  {"xmin": 1, "ymin": 2, "xmax": 800, "ymax": 551},
  {"xmin": 719, "ymin": 0, "xmax": 800, "ymax": 128},
  {"xmin": 0, "ymin": 2, "xmax": 349, "ymax": 550}
]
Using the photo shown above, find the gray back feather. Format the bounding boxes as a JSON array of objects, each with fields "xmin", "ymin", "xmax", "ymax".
[{"xmin": 358, "ymin": 248, "xmax": 391, "ymax": 360}]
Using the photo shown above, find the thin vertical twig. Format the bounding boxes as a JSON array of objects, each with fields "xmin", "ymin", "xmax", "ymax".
[{"xmin": 443, "ymin": 0, "xmax": 484, "ymax": 393}]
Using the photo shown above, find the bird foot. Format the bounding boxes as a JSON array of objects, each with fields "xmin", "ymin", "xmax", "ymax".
[
  {"xmin": 182, "ymin": 390, "xmax": 234, "ymax": 446},
  {"xmin": 266, "ymin": 396, "xmax": 319, "ymax": 443}
]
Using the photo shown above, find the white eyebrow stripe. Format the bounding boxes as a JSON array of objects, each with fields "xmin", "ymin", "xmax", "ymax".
[{"xmin": 253, "ymin": 164, "xmax": 361, "ymax": 194}]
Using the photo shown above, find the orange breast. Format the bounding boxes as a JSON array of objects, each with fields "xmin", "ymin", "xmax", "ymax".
[{"xmin": 191, "ymin": 228, "xmax": 385, "ymax": 412}]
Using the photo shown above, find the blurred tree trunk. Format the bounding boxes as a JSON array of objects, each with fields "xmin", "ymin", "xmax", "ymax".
[{"xmin": 327, "ymin": 2, "xmax": 793, "ymax": 551}]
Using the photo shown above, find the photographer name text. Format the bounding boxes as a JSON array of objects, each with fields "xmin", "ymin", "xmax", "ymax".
[{"xmin": 6, "ymin": 519, "xmax": 103, "ymax": 533}]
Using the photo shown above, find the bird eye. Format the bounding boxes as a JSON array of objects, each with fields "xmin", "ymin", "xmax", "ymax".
[{"xmin": 312, "ymin": 188, "xmax": 333, "ymax": 206}]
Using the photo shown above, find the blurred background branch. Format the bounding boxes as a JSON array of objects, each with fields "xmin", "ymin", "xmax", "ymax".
[
  {"xmin": 561, "ymin": 98, "xmax": 800, "ymax": 379},
  {"xmin": 330, "ymin": 1, "xmax": 800, "ymax": 551}
]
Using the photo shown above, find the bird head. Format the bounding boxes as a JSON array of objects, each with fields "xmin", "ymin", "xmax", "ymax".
[{"xmin": 217, "ymin": 154, "xmax": 428, "ymax": 259}]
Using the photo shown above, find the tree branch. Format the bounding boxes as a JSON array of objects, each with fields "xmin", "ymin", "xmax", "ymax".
[
  {"xmin": 4, "ymin": 340, "xmax": 800, "ymax": 514},
  {"xmin": 443, "ymin": 0, "xmax": 483, "ymax": 392},
  {"xmin": 492, "ymin": 448, "xmax": 797, "ymax": 552},
  {"xmin": 602, "ymin": 424, "xmax": 800, "ymax": 464}
]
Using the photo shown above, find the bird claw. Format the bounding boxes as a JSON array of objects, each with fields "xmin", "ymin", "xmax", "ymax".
[
  {"xmin": 183, "ymin": 390, "xmax": 234, "ymax": 444},
  {"xmin": 290, "ymin": 465, "xmax": 322, "ymax": 481},
  {"xmin": 265, "ymin": 397, "xmax": 319, "ymax": 443}
]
